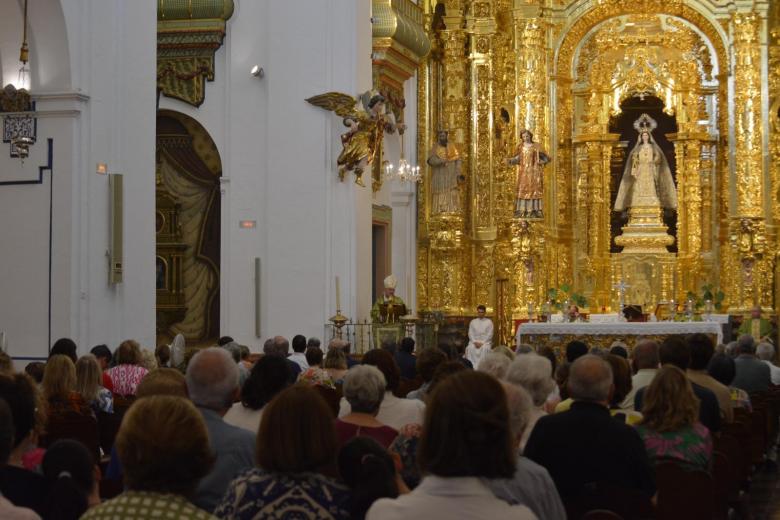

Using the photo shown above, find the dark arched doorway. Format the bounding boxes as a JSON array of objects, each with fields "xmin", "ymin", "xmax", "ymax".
[{"xmin": 155, "ymin": 111, "xmax": 221, "ymax": 345}]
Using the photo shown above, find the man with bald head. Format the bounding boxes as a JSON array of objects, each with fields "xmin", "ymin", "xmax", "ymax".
[
  {"xmin": 186, "ymin": 347, "xmax": 255, "ymax": 512},
  {"xmin": 525, "ymin": 355, "xmax": 655, "ymax": 506}
]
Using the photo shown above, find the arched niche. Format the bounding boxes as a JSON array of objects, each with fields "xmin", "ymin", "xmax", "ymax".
[{"xmin": 155, "ymin": 110, "xmax": 222, "ymax": 344}]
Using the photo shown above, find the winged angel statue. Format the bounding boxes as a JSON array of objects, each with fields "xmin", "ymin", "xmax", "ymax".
[{"xmin": 306, "ymin": 90, "xmax": 404, "ymax": 186}]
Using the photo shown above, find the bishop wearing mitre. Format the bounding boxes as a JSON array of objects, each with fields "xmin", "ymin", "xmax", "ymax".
[
  {"xmin": 465, "ymin": 305, "xmax": 493, "ymax": 369},
  {"xmin": 371, "ymin": 275, "xmax": 407, "ymax": 324}
]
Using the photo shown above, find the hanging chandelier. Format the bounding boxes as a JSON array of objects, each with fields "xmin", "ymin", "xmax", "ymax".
[{"xmin": 383, "ymin": 132, "xmax": 422, "ymax": 184}]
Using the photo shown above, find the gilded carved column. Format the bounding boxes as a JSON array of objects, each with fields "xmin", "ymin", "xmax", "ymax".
[
  {"xmin": 512, "ymin": 2, "xmax": 550, "ymax": 303},
  {"xmin": 427, "ymin": 1, "xmax": 469, "ymax": 313},
  {"xmin": 732, "ymin": 12, "xmax": 765, "ymax": 219},
  {"xmin": 669, "ymin": 135, "xmax": 704, "ymax": 298},
  {"xmin": 730, "ymin": 11, "xmax": 768, "ymax": 309},
  {"xmin": 770, "ymin": 22, "xmax": 780, "ymax": 312},
  {"xmin": 669, "ymin": 68, "xmax": 706, "ymax": 297},
  {"xmin": 573, "ymin": 134, "xmax": 620, "ymax": 311},
  {"xmin": 467, "ymin": 1, "xmax": 497, "ymax": 310},
  {"xmin": 554, "ymin": 75, "xmax": 574, "ymax": 292},
  {"xmin": 513, "ymin": 4, "xmax": 547, "ymax": 147},
  {"xmin": 714, "ymin": 72, "xmax": 736, "ymax": 306},
  {"xmin": 416, "ymin": 7, "xmax": 434, "ymax": 311}
]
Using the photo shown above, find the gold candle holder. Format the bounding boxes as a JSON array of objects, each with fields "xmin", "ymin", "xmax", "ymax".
[{"xmin": 329, "ymin": 311, "xmax": 349, "ymax": 339}]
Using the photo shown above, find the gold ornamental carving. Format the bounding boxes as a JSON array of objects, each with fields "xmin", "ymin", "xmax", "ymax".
[
  {"xmin": 156, "ymin": 0, "xmax": 234, "ymax": 107},
  {"xmin": 415, "ymin": 0, "xmax": 774, "ymax": 326}
]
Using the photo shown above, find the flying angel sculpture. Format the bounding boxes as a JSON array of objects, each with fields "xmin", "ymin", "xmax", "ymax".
[{"xmin": 306, "ymin": 90, "xmax": 404, "ymax": 186}]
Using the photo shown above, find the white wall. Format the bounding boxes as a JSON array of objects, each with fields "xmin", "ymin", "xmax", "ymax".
[
  {"xmin": 0, "ymin": 0, "xmax": 157, "ymax": 360},
  {"xmin": 159, "ymin": 0, "xmax": 379, "ymax": 348}
]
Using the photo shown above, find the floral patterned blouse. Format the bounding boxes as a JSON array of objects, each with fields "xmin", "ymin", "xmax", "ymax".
[
  {"xmin": 389, "ymin": 423, "xmax": 423, "ymax": 488},
  {"xmin": 297, "ymin": 367, "xmax": 336, "ymax": 390},
  {"xmin": 635, "ymin": 422, "xmax": 712, "ymax": 471},
  {"xmin": 90, "ymin": 387, "xmax": 114, "ymax": 414},
  {"xmin": 215, "ymin": 469, "xmax": 350, "ymax": 520},
  {"xmin": 105, "ymin": 364, "xmax": 148, "ymax": 396}
]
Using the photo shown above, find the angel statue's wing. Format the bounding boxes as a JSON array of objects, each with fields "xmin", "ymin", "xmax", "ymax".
[{"xmin": 305, "ymin": 92, "xmax": 360, "ymax": 118}]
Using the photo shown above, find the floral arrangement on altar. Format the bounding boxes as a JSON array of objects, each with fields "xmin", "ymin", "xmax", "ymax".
[
  {"xmin": 546, "ymin": 283, "xmax": 587, "ymax": 310},
  {"xmin": 684, "ymin": 284, "xmax": 726, "ymax": 312}
]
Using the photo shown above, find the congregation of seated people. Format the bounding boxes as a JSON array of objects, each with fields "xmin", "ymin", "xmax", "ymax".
[{"xmin": 0, "ymin": 330, "xmax": 779, "ymax": 519}]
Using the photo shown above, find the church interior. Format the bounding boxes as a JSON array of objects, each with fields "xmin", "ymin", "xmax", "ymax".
[{"xmin": 1, "ymin": 0, "xmax": 780, "ymax": 517}]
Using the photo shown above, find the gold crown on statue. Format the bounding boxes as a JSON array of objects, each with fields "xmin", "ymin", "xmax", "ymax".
[{"xmin": 633, "ymin": 113, "xmax": 658, "ymax": 133}]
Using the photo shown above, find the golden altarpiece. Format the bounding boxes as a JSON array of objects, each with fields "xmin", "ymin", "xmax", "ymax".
[{"xmin": 413, "ymin": 0, "xmax": 780, "ymax": 345}]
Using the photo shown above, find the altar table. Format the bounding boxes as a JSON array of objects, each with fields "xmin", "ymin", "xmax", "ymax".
[{"xmin": 515, "ymin": 321, "xmax": 724, "ymax": 352}]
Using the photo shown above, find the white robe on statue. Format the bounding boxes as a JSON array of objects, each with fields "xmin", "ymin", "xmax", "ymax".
[{"xmin": 465, "ymin": 317, "xmax": 494, "ymax": 369}]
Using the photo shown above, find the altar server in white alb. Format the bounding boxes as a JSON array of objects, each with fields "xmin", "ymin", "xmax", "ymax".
[{"xmin": 466, "ymin": 305, "xmax": 494, "ymax": 369}]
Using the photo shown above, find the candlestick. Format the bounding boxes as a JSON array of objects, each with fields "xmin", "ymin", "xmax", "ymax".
[{"xmin": 335, "ymin": 276, "xmax": 341, "ymax": 311}]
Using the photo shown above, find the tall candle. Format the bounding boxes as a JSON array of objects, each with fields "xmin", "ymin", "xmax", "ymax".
[{"xmin": 336, "ymin": 276, "xmax": 341, "ymax": 311}]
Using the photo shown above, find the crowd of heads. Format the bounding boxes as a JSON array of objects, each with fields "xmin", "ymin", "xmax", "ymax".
[{"xmin": 0, "ymin": 322, "xmax": 777, "ymax": 519}]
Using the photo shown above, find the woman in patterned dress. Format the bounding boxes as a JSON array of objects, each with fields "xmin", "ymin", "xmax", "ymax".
[
  {"xmin": 216, "ymin": 385, "xmax": 350, "ymax": 519},
  {"xmin": 636, "ymin": 365, "xmax": 712, "ymax": 470}
]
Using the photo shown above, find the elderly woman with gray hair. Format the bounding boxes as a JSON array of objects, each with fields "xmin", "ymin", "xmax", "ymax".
[
  {"xmin": 336, "ymin": 365, "xmax": 399, "ymax": 449},
  {"xmin": 505, "ymin": 354, "xmax": 556, "ymax": 451}
]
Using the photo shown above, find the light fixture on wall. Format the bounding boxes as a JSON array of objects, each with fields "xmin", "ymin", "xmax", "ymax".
[
  {"xmin": 1, "ymin": 0, "xmax": 36, "ymax": 161},
  {"xmin": 383, "ymin": 132, "xmax": 421, "ymax": 184},
  {"xmin": 250, "ymin": 65, "xmax": 265, "ymax": 78}
]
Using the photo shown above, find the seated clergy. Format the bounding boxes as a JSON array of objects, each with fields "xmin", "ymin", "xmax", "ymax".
[
  {"xmin": 524, "ymin": 355, "xmax": 655, "ymax": 503},
  {"xmin": 465, "ymin": 305, "xmax": 494, "ymax": 369},
  {"xmin": 737, "ymin": 305, "xmax": 773, "ymax": 344}
]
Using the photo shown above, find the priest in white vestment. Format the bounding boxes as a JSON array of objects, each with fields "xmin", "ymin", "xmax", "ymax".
[{"xmin": 465, "ymin": 305, "xmax": 493, "ymax": 369}]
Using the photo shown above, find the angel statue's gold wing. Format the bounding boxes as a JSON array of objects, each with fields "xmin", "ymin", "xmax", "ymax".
[{"xmin": 305, "ymin": 92, "xmax": 360, "ymax": 119}]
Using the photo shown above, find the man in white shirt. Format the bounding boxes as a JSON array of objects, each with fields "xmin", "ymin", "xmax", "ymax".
[
  {"xmin": 466, "ymin": 305, "xmax": 493, "ymax": 369},
  {"xmin": 288, "ymin": 334, "xmax": 309, "ymax": 372},
  {"xmin": 757, "ymin": 342, "xmax": 780, "ymax": 385}
]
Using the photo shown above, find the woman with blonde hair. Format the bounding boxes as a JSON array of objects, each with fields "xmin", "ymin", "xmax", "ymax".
[
  {"xmin": 75, "ymin": 355, "xmax": 113, "ymax": 414},
  {"xmin": 104, "ymin": 340, "xmax": 149, "ymax": 396},
  {"xmin": 324, "ymin": 348, "xmax": 349, "ymax": 384},
  {"xmin": 42, "ymin": 355, "xmax": 92, "ymax": 417},
  {"xmin": 637, "ymin": 365, "xmax": 712, "ymax": 470}
]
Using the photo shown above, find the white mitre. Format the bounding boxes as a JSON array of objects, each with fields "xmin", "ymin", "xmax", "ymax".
[{"xmin": 384, "ymin": 275, "xmax": 398, "ymax": 289}]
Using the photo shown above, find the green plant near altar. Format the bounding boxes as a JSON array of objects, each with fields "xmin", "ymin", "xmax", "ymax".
[
  {"xmin": 547, "ymin": 283, "xmax": 587, "ymax": 310},
  {"xmin": 683, "ymin": 284, "xmax": 725, "ymax": 311}
]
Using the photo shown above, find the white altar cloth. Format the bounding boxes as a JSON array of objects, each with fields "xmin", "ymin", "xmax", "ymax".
[{"xmin": 516, "ymin": 321, "xmax": 723, "ymax": 346}]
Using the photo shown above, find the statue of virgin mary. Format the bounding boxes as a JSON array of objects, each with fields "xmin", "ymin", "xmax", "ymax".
[{"xmin": 614, "ymin": 114, "xmax": 677, "ymax": 212}]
